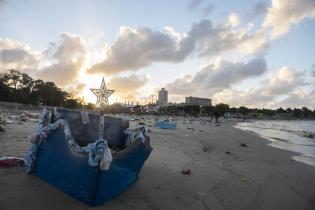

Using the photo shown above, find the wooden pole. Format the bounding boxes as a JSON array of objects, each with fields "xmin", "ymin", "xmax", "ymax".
[{"xmin": 99, "ymin": 104, "xmax": 105, "ymax": 140}]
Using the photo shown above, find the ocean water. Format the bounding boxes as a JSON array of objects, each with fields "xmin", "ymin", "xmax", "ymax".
[{"xmin": 234, "ymin": 120, "xmax": 315, "ymax": 167}]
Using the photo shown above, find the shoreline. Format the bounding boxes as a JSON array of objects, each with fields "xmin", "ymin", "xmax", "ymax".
[
  {"xmin": 1, "ymin": 108, "xmax": 315, "ymax": 209},
  {"xmin": 233, "ymin": 120, "xmax": 315, "ymax": 167}
]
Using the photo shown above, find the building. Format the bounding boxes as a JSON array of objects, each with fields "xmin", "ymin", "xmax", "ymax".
[
  {"xmin": 158, "ymin": 88, "xmax": 168, "ymax": 106},
  {"xmin": 185, "ymin": 96, "xmax": 212, "ymax": 106}
]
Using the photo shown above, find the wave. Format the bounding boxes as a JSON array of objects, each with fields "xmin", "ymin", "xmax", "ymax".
[{"xmin": 234, "ymin": 120, "xmax": 315, "ymax": 167}]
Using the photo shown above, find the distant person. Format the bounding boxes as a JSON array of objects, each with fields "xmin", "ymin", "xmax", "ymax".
[
  {"xmin": 223, "ymin": 112, "xmax": 228, "ymax": 121},
  {"xmin": 210, "ymin": 113, "xmax": 214, "ymax": 123},
  {"xmin": 214, "ymin": 112, "xmax": 220, "ymax": 123}
]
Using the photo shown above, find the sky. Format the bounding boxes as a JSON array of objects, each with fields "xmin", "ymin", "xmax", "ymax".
[{"xmin": 0, "ymin": 0, "xmax": 315, "ymax": 108}]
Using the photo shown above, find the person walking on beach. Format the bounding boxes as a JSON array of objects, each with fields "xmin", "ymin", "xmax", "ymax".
[{"xmin": 214, "ymin": 112, "xmax": 220, "ymax": 123}]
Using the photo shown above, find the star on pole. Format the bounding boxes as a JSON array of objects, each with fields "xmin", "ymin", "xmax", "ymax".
[{"xmin": 90, "ymin": 78, "xmax": 114, "ymax": 108}]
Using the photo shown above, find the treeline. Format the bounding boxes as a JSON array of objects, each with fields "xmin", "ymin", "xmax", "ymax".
[
  {"xmin": 0, "ymin": 69, "xmax": 84, "ymax": 109},
  {"xmin": 159, "ymin": 103, "xmax": 315, "ymax": 119}
]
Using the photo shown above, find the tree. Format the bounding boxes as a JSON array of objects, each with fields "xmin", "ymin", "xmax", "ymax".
[
  {"xmin": 276, "ymin": 107, "xmax": 286, "ymax": 113},
  {"xmin": 0, "ymin": 69, "xmax": 84, "ymax": 108},
  {"xmin": 2, "ymin": 69, "xmax": 29, "ymax": 102},
  {"xmin": 238, "ymin": 106, "xmax": 249, "ymax": 115},
  {"xmin": 86, "ymin": 103, "xmax": 96, "ymax": 110},
  {"xmin": 286, "ymin": 108, "xmax": 292, "ymax": 113},
  {"xmin": 214, "ymin": 103, "xmax": 229, "ymax": 115},
  {"xmin": 293, "ymin": 108, "xmax": 302, "ymax": 118},
  {"xmin": 301, "ymin": 107, "xmax": 312, "ymax": 118},
  {"xmin": 260, "ymin": 108, "xmax": 275, "ymax": 116},
  {"xmin": 229, "ymin": 107, "xmax": 237, "ymax": 113},
  {"xmin": 203, "ymin": 105, "xmax": 214, "ymax": 116},
  {"xmin": 0, "ymin": 77, "xmax": 12, "ymax": 101},
  {"xmin": 64, "ymin": 98, "xmax": 83, "ymax": 109}
]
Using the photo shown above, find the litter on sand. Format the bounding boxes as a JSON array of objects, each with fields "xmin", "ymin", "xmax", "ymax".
[
  {"xmin": 0, "ymin": 156, "xmax": 25, "ymax": 167},
  {"xmin": 181, "ymin": 169, "xmax": 192, "ymax": 175},
  {"xmin": 240, "ymin": 177, "xmax": 248, "ymax": 182},
  {"xmin": 23, "ymin": 108, "xmax": 152, "ymax": 206},
  {"xmin": 155, "ymin": 120, "xmax": 177, "ymax": 129},
  {"xmin": 240, "ymin": 143, "xmax": 248, "ymax": 147}
]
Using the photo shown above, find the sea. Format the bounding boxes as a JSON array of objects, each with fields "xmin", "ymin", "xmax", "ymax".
[{"xmin": 234, "ymin": 120, "xmax": 315, "ymax": 167}]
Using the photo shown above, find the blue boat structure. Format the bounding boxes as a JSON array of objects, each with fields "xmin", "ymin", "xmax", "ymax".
[
  {"xmin": 24, "ymin": 108, "xmax": 153, "ymax": 206},
  {"xmin": 155, "ymin": 119, "xmax": 177, "ymax": 129}
]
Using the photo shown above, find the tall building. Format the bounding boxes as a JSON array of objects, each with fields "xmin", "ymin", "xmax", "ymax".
[
  {"xmin": 158, "ymin": 88, "xmax": 168, "ymax": 106},
  {"xmin": 185, "ymin": 96, "xmax": 212, "ymax": 106}
]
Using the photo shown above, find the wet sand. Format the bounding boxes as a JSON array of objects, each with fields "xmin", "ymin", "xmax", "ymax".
[{"xmin": 1, "ymin": 104, "xmax": 315, "ymax": 210}]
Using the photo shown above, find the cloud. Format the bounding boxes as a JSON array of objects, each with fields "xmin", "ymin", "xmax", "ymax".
[
  {"xmin": 87, "ymin": 26, "xmax": 185, "ymax": 75},
  {"xmin": 66, "ymin": 83, "xmax": 86, "ymax": 96},
  {"xmin": 213, "ymin": 66, "xmax": 309, "ymax": 108},
  {"xmin": 0, "ymin": 38, "xmax": 40, "ymax": 70},
  {"xmin": 0, "ymin": 33, "xmax": 87, "ymax": 86},
  {"xmin": 166, "ymin": 57, "xmax": 267, "ymax": 97},
  {"xmin": 165, "ymin": 58, "xmax": 313, "ymax": 108},
  {"xmin": 201, "ymin": 4, "xmax": 215, "ymax": 18},
  {"xmin": 248, "ymin": 2, "xmax": 268, "ymax": 18},
  {"xmin": 262, "ymin": 67, "xmax": 306, "ymax": 95},
  {"xmin": 107, "ymin": 74, "xmax": 149, "ymax": 100},
  {"xmin": 263, "ymin": 0, "xmax": 315, "ymax": 38},
  {"xmin": 214, "ymin": 87, "xmax": 315, "ymax": 109},
  {"xmin": 187, "ymin": 0, "xmax": 215, "ymax": 18},
  {"xmin": 213, "ymin": 89, "xmax": 275, "ymax": 108},
  {"xmin": 36, "ymin": 33, "xmax": 87, "ymax": 86},
  {"xmin": 228, "ymin": 13, "xmax": 240, "ymax": 27},
  {"xmin": 254, "ymin": 2, "xmax": 268, "ymax": 16},
  {"xmin": 87, "ymin": 20, "xmax": 268, "ymax": 75},
  {"xmin": 187, "ymin": 0, "xmax": 204, "ymax": 10},
  {"xmin": 0, "ymin": 0, "xmax": 5, "ymax": 6},
  {"xmin": 311, "ymin": 64, "xmax": 315, "ymax": 77},
  {"xmin": 279, "ymin": 89, "xmax": 315, "ymax": 108}
]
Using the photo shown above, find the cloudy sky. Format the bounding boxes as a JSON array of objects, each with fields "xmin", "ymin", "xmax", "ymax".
[{"xmin": 0, "ymin": 0, "xmax": 315, "ymax": 108}]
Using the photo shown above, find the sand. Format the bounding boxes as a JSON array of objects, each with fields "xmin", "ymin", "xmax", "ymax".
[{"xmin": 1, "ymin": 104, "xmax": 315, "ymax": 210}]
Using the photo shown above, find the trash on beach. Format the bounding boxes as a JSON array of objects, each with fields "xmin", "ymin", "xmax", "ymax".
[
  {"xmin": 181, "ymin": 169, "xmax": 192, "ymax": 175},
  {"xmin": 24, "ymin": 108, "xmax": 153, "ymax": 206},
  {"xmin": 240, "ymin": 177, "xmax": 248, "ymax": 182},
  {"xmin": 187, "ymin": 127, "xmax": 195, "ymax": 130},
  {"xmin": 240, "ymin": 143, "xmax": 248, "ymax": 147},
  {"xmin": 20, "ymin": 113, "xmax": 28, "ymax": 122},
  {"xmin": 0, "ymin": 126, "xmax": 5, "ymax": 132},
  {"xmin": 225, "ymin": 150, "xmax": 242, "ymax": 161},
  {"xmin": 199, "ymin": 130, "xmax": 204, "ymax": 132},
  {"xmin": 301, "ymin": 131, "xmax": 314, "ymax": 139},
  {"xmin": 155, "ymin": 120, "xmax": 177, "ymax": 129},
  {"xmin": 202, "ymin": 145, "xmax": 212, "ymax": 153},
  {"xmin": 0, "ymin": 156, "xmax": 25, "ymax": 167}
]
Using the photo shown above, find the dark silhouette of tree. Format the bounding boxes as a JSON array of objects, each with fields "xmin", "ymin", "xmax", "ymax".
[
  {"xmin": 214, "ymin": 103, "xmax": 229, "ymax": 115},
  {"xmin": 0, "ymin": 69, "xmax": 84, "ymax": 108},
  {"xmin": 286, "ymin": 108, "xmax": 292, "ymax": 113},
  {"xmin": 86, "ymin": 103, "xmax": 96, "ymax": 110},
  {"xmin": 276, "ymin": 107, "xmax": 286, "ymax": 113},
  {"xmin": 301, "ymin": 107, "xmax": 312, "ymax": 118},
  {"xmin": 229, "ymin": 107, "xmax": 237, "ymax": 113},
  {"xmin": 293, "ymin": 108, "xmax": 302, "ymax": 118},
  {"xmin": 238, "ymin": 106, "xmax": 249, "ymax": 115}
]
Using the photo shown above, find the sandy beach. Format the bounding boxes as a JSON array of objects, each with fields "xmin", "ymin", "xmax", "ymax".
[{"xmin": 1, "ymin": 105, "xmax": 315, "ymax": 210}]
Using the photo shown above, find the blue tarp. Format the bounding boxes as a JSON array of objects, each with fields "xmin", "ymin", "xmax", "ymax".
[
  {"xmin": 25, "ymin": 108, "xmax": 152, "ymax": 206},
  {"xmin": 155, "ymin": 121, "xmax": 177, "ymax": 129}
]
